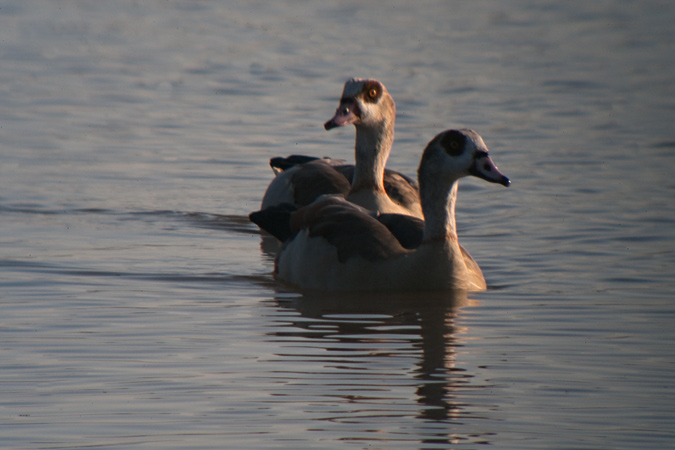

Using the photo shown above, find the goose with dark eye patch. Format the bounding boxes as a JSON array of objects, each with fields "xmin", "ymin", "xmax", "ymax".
[
  {"xmin": 260, "ymin": 78, "xmax": 423, "ymax": 220},
  {"xmin": 250, "ymin": 128, "xmax": 510, "ymax": 292}
]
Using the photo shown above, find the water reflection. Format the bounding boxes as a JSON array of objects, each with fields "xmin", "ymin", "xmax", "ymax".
[{"xmin": 268, "ymin": 289, "xmax": 490, "ymax": 446}]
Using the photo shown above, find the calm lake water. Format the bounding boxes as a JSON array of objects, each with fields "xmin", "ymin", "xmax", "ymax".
[{"xmin": 1, "ymin": 1, "xmax": 674, "ymax": 449}]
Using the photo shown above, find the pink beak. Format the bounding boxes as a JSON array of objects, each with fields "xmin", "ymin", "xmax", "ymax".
[{"xmin": 471, "ymin": 152, "xmax": 510, "ymax": 187}]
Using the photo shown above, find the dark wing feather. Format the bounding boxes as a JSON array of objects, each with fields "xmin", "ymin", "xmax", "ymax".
[
  {"xmin": 289, "ymin": 161, "xmax": 351, "ymax": 206},
  {"xmin": 377, "ymin": 213, "xmax": 424, "ymax": 249},
  {"xmin": 290, "ymin": 197, "xmax": 406, "ymax": 263},
  {"xmin": 270, "ymin": 155, "xmax": 321, "ymax": 172}
]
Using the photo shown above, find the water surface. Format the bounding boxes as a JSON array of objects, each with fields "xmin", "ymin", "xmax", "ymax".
[{"xmin": 1, "ymin": 1, "xmax": 674, "ymax": 449}]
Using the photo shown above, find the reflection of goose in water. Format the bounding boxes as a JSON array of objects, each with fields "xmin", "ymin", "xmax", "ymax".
[{"xmin": 265, "ymin": 289, "xmax": 494, "ymax": 446}]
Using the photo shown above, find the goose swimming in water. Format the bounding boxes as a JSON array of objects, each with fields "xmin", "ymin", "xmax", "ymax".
[
  {"xmin": 250, "ymin": 128, "xmax": 510, "ymax": 292},
  {"xmin": 260, "ymin": 78, "xmax": 423, "ymax": 219}
]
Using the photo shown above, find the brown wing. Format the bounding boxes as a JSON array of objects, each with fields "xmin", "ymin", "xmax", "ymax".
[
  {"xmin": 290, "ymin": 196, "xmax": 406, "ymax": 263},
  {"xmin": 376, "ymin": 213, "xmax": 424, "ymax": 249},
  {"xmin": 290, "ymin": 161, "xmax": 351, "ymax": 206},
  {"xmin": 382, "ymin": 169, "xmax": 420, "ymax": 211}
]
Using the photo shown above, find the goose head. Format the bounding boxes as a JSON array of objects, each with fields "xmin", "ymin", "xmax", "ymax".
[
  {"xmin": 324, "ymin": 78, "xmax": 395, "ymax": 132},
  {"xmin": 417, "ymin": 129, "xmax": 509, "ymax": 244},
  {"xmin": 419, "ymin": 129, "xmax": 510, "ymax": 189}
]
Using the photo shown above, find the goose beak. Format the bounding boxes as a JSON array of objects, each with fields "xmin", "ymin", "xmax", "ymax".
[
  {"xmin": 324, "ymin": 102, "xmax": 358, "ymax": 130},
  {"xmin": 470, "ymin": 153, "xmax": 510, "ymax": 187}
]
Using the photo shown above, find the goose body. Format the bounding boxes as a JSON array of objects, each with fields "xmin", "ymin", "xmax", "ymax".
[
  {"xmin": 251, "ymin": 129, "xmax": 510, "ymax": 292},
  {"xmin": 260, "ymin": 78, "xmax": 422, "ymax": 218}
]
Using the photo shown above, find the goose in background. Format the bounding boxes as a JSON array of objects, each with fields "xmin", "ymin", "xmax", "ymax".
[
  {"xmin": 250, "ymin": 129, "xmax": 510, "ymax": 292},
  {"xmin": 260, "ymin": 78, "xmax": 423, "ymax": 219}
]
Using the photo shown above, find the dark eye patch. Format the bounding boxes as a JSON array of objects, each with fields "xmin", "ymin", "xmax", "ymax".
[
  {"xmin": 362, "ymin": 80, "xmax": 382, "ymax": 103},
  {"xmin": 440, "ymin": 130, "xmax": 466, "ymax": 156}
]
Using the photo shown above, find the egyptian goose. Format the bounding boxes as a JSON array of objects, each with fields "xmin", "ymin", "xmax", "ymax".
[
  {"xmin": 260, "ymin": 78, "xmax": 423, "ymax": 218},
  {"xmin": 250, "ymin": 129, "xmax": 510, "ymax": 292}
]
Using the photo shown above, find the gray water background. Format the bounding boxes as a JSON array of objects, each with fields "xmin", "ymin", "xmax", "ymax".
[{"xmin": 1, "ymin": 1, "xmax": 674, "ymax": 449}]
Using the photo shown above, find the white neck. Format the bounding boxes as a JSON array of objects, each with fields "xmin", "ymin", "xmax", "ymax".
[
  {"xmin": 418, "ymin": 162, "xmax": 461, "ymax": 244},
  {"xmin": 350, "ymin": 119, "xmax": 394, "ymax": 194}
]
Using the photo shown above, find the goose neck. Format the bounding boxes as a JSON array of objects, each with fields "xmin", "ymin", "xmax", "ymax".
[
  {"xmin": 350, "ymin": 122, "xmax": 394, "ymax": 192},
  {"xmin": 420, "ymin": 178, "xmax": 460, "ymax": 244}
]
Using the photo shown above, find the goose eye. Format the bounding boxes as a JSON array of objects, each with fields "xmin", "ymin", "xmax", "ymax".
[
  {"xmin": 439, "ymin": 130, "xmax": 467, "ymax": 156},
  {"xmin": 362, "ymin": 82, "xmax": 382, "ymax": 103}
]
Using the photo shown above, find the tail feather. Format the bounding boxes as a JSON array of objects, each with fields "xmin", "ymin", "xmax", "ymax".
[{"xmin": 249, "ymin": 203, "xmax": 299, "ymax": 242}]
